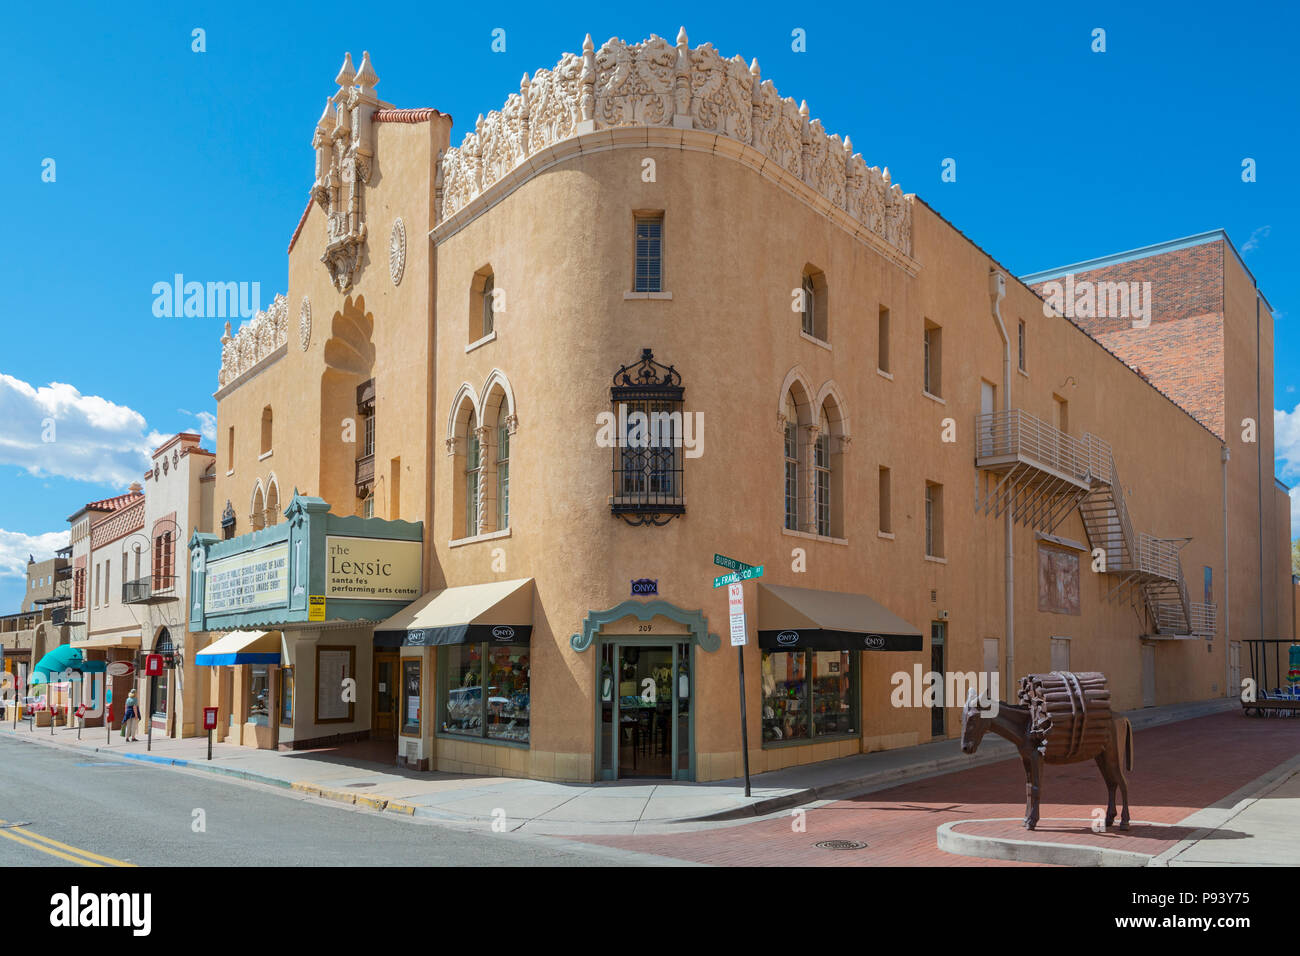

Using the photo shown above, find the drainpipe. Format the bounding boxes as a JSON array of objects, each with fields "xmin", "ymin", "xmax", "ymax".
[
  {"xmin": 1223, "ymin": 444, "xmax": 1231, "ymax": 696},
  {"xmin": 990, "ymin": 271, "xmax": 1013, "ymax": 690}
]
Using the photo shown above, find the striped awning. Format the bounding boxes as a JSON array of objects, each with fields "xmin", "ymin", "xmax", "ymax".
[{"xmin": 195, "ymin": 630, "xmax": 282, "ymax": 666}]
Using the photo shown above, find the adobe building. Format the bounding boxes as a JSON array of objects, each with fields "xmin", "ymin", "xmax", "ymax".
[{"xmin": 191, "ymin": 32, "xmax": 1292, "ymax": 783}]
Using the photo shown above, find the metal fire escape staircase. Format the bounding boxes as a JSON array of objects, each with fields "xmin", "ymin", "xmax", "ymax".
[{"xmin": 974, "ymin": 409, "xmax": 1216, "ymax": 638}]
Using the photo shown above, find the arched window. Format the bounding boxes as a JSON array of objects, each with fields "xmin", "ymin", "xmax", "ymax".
[
  {"xmin": 264, "ymin": 479, "xmax": 280, "ymax": 527},
  {"xmin": 811, "ymin": 389, "xmax": 848, "ymax": 538},
  {"xmin": 250, "ymin": 483, "xmax": 265, "ymax": 531},
  {"xmin": 479, "ymin": 372, "xmax": 516, "ymax": 534},
  {"xmin": 150, "ymin": 630, "xmax": 174, "ymax": 718}
]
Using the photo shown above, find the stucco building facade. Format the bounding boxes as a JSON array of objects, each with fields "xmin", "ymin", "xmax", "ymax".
[{"xmin": 193, "ymin": 32, "xmax": 1293, "ymax": 783}]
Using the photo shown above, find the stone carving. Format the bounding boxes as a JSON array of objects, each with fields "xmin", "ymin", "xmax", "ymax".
[
  {"xmin": 218, "ymin": 294, "xmax": 289, "ymax": 390},
  {"xmin": 436, "ymin": 29, "xmax": 912, "ymax": 257},
  {"xmin": 313, "ymin": 52, "xmax": 382, "ymax": 293},
  {"xmin": 299, "ymin": 296, "xmax": 312, "ymax": 351},
  {"xmin": 389, "ymin": 217, "xmax": 406, "ymax": 286}
]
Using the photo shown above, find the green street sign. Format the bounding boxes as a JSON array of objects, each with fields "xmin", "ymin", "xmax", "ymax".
[
  {"xmin": 713, "ymin": 565, "xmax": 764, "ymax": 588},
  {"xmin": 713, "ymin": 553, "xmax": 756, "ymax": 572}
]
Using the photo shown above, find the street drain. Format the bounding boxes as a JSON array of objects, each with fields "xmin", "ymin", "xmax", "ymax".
[{"xmin": 815, "ymin": 840, "xmax": 867, "ymax": 851}]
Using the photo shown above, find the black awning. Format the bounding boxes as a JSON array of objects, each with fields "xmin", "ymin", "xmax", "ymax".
[
  {"xmin": 374, "ymin": 623, "xmax": 533, "ymax": 648},
  {"xmin": 758, "ymin": 629, "xmax": 922, "ymax": 652}
]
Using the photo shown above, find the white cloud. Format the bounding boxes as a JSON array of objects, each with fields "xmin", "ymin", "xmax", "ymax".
[
  {"xmin": 0, "ymin": 374, "xmax": 154, "ymax": 487},
  {"xmin": 1276, "ymin": 406, "xmax": 1300, "ymax": 483},
  {"xmin": 0, "ymin": 528, "xmax": 70, "ymax": 580},
  {"xmin": 176, "ymin": 408, "xmax": 217, "ymax": 443},
  {"xmin": 1242, "ymin": 225, "xmax": 1271, "ymax": 253}
]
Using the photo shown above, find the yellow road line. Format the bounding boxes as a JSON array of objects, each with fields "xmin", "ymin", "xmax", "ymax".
[
  {"xmin": 0, "ymin": 819, "xmax": 135, "ymax": 867},
  {"xmin": 0, "ymin": 828, "xmax": 104, "ymax": 866}
]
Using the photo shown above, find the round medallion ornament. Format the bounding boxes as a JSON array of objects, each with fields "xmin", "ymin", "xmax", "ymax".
[
  {"xmin": 299, "ymin": 296, "xmax": 311, "ymax": 351},
  {"xmin": 390, "ymin": 217, "xmax": 406, "ymax": 287}
]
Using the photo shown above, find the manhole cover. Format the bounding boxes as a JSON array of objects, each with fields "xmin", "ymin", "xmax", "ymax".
[
  {"xmin": 815, "ymin": 840, "xmax": 867, "ymax": 851},
  {"xmin": 344, "ymin": 783, "xmax": 377, "ymax": 788}
]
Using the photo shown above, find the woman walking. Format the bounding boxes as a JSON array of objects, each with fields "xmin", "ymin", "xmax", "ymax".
[{"xmin": 122, "ymin": 688, "xmax": 142, "ymax": 742}]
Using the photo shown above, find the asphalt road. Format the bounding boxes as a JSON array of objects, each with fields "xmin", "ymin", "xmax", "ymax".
[{"xmin": 0, "ymin": 736, "xmax": 679, "ymax": 867}]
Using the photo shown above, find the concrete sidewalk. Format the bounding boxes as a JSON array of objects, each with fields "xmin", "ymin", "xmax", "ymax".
[{"xmin": 0, "ymin": 697, "xmax": 1238, "ymax": 835}]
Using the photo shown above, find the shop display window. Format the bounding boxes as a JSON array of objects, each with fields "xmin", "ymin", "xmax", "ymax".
[
  {"xmin": 249, "ymin": 664, "xmax": 271, "ymax": 726},
  {"xmin": 761, "ymin": 649, "xmax": 857, "ymax": 744},
  {"xmin": 440, "ymin": 643, "xmax": 529, "ymax": 744}
]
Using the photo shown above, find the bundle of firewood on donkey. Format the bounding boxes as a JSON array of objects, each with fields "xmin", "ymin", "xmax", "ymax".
[
  {"xmin": 1018, "ymin": 671, "xmax": 1113, "ymax": 761},
  {"xmin": 961, "ymin": 671, "xmax": 1133, "ymax": 831}
]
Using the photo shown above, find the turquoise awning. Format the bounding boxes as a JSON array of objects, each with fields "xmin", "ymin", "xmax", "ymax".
[{"xmin": 31, "ymin": 644, "xmax": 107, "ymax": 682}]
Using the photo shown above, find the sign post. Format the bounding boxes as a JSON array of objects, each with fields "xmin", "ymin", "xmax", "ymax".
[
  {"xmin": 203, "ymin": 706, "xmax": 218, "ymax": 761},
  {"xmin": 76, "ymin": 703, "xmax": 86, "ymax": 740},
  {"xmin": 144, "ymin": 655, "xmax": 163, "ymax": 753},
  {"xmin": 713, "ymin": 555, "xmax": 763, "ymax": 799}
]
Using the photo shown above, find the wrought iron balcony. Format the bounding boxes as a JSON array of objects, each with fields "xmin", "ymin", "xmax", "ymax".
[
  {"xmin": 123, "ymin": 576, "xmax": 176, "ymax": 604},
  {"xmin": 355, "ymin": 454, "xmax": 375, "ymax": 496}
]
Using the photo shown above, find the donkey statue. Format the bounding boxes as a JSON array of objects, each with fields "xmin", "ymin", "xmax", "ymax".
[{"xmin": 960, "ymin": 689, "xmax": 1134, "ymax": 831}]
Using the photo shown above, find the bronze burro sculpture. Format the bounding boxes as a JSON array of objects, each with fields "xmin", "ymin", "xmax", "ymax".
[{"xmin": 960, "ymin": 671, "xmax": 1134, "ymax": 831}]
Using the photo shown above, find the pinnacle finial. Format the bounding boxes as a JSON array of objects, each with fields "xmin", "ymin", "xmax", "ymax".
[
  {"xmin": 356, "ymin": 50, "xmax": 379, "ymax": 90},
  {"xmin": 335, "ymin": 52, "xmax": 356, "ymax": 87},
  {"xmin": 583, "ymin": 33, "xmax": 594, "ymax": 54},
  {"xmin": 798, "ymin": 99, "xmax": 809, "ymax": 118},
  {"xmin": 883, "ymin": 167, "xmax": 892, "ymax": 185},
  {"xmin": 843, "ymin": 135, "xmax": 853, "ymax": 153},
  {"xmin": 677, "ymin": 26, "xmax": 688, "ymax": 46},
  {"xmin": 750, "ymin": 57, "xmax": 760, "ymax": 75}
]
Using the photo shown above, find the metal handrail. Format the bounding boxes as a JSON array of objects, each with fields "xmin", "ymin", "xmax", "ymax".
[{"xmin": 974, "ymin": 409, "xmax": 1092, "ymax": 483}]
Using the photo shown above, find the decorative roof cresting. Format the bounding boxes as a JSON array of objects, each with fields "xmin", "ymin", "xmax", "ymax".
[{"xmin": 435, "ymin": 28, "xmax": 913, "ymax": 256}]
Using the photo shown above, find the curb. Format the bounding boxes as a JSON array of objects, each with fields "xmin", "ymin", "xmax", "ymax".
[{"xmin": 937, "ymin": 817, "xmax": 1162, "ymax": 867}]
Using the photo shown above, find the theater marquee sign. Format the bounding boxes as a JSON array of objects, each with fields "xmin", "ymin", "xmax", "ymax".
[
  {"xmin": 205, "ymin": 543, "xmax": 290, "ymax": 614},
  {"xmin": 326, "ymin": 536, "xmax": 422, "ymax": 601}
]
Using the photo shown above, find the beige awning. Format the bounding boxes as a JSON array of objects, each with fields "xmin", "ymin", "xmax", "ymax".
[
  {"xmin": 375, "ymin": 578, "xmax": 534, "ymax": 646},
  {"xmin": 757, "ymin": 583, "xmax": 923, "ymax": 651},
  {"xmin": 76, "ymin": 634, "xmax": 142, "ymax": 650}
]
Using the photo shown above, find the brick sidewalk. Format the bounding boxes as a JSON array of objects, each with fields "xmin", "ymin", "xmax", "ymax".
[{"xmin": 569, "ymin": 712, "xmax": 1300, "ymax": 865}]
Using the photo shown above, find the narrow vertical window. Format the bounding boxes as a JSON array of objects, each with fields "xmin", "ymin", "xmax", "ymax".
[
  {"xmin": 634, "ymin": 215, "xmax": 663, "ymax": 293},
  {"xmin": 814, "ymin": 415, "xmax": 831, "ymax": 537},
  {"xmin": 465, "ymin": 413, "xmax": 480, "ymax": 536},
  {"xmin": 1017, "ymin": 319, "xmax": 1026, "ymax": 372},
  {"xmin": 784, "ymin": 412, "xmax": 799, "ymax": 531},
  {"xmin": 924, "ymin": 484, "xmax": 934, "ymax": 556},
  {"xmin": 497, "ymin": 426, "xmax": 510, "ymax": 530},
  {"xmin": 923, "ymin": 320, "xmax": 942, "ymax": 397},
  {"xmin": 482, "ymin": 273, "xmax": 495, "ymax": 336},
  {"xmin": 878, "ymin": 306, "xmax": 891, "ymax": 373},
  {"xmin": 879, "ymin": 466, "xmax": 892, "ymax": 534},
  {"xmin": 801, "ymin": 275, "xmax": 815, "ymax": 336},
  {"xmin": 925, "ymin": 481, "xmax": 945, "ymax": 558},
  {"xmin": 364, "ymin": 411, "xmax": 375, "ymax": 458},
  {"xmin": 227, "ymin": 426, "xmax": 234, "ymax": 472},
  {"xmin": 260, "ymin": 406, "xmax": 273, "ymax": 455}
]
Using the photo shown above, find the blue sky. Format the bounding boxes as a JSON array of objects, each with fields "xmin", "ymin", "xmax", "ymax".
[{"xmin": 1, "ymin": 0, "xmax": 1297, "ymax": 611}]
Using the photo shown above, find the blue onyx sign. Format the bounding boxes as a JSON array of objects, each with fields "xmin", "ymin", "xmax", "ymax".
[{"xmin": 631, "ymin": 578, "xmax": 658, "ymax": 596}]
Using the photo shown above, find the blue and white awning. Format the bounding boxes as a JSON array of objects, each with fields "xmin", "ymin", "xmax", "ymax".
[{"xmin": 195, "ymin": 630, "xmax": 282, "ymax": 666}]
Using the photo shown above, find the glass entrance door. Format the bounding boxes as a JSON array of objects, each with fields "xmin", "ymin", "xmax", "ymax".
[{"xmin": 598, "ymin": 640, "xmax": 692, "ymax": 780}]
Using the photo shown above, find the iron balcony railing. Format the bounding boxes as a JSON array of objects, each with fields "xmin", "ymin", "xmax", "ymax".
[
  {"xmin": 355, "ymin": 453, "xmax": 375, "ymax": 491},
  {"xmin": 122, "ymin": 578, "xmax": 151, "ymax": 604},
  {"xmin": 974, "ymin": 409, "xmax": 1094, "ymax": 484}
]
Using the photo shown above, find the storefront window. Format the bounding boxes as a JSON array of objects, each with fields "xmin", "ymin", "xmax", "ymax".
[
  {"xmin": 761, "ymin": 650, "xmax": 857, "ymax": 743},
  {"xmin": 401, "ymin": 659, "xmax": 421, "ymax": 735},
  {"xmin": 485, "ymin": 646, "xmax": 529, "ymax": 742},
  {"xmin": 442, "ymin": 643, "xmax": 483, "ymax": 735},
  {"xmin": 440, "ymin": 642, "xmax": 530, "ymax": 744},
  {"xmin": 249, "ymin": 664, "xmax": 270, "ymax": 726},
  {"xmin": 279, "ymin": 665, "xmax": 294, "ymax": 726}
]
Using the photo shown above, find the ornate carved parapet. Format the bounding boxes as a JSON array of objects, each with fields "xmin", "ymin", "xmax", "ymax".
[
  {"xmin": 436, "ymin": 29, "xmax": 913, "ymax": 257},
  {"xmin": 216, "ymin": 294, "xmax": 289, "ymax": 391}
]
